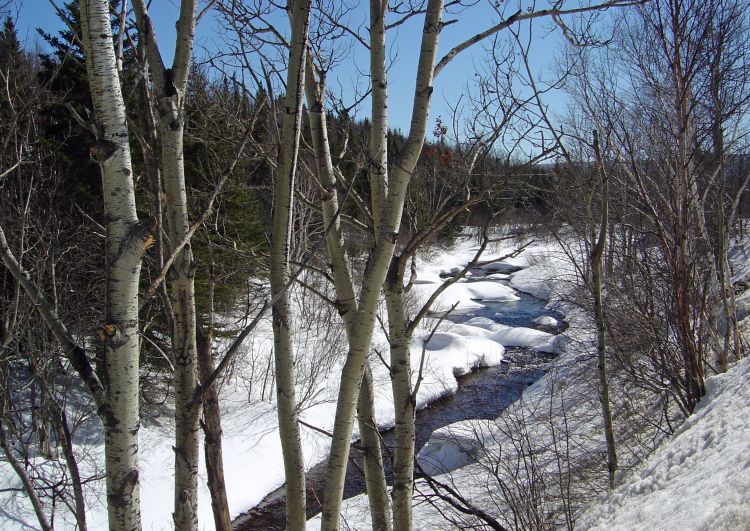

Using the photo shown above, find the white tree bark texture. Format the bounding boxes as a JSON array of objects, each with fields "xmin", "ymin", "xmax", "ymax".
[
  {"xmin": 320, "ymin": 2, "xmax": 445, "ymax": 529},
  {"xmin": 271, "ymin": 1, "xmax": 312, "ymax": 529},
  {"xmin": 80, "ymin": 1, "xmax": 146, "ymax": 528}
]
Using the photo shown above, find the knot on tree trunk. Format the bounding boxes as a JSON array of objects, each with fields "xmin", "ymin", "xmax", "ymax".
[
  {"xmin": 91, "ymin": 138, "xmax": 118, "ymax": 163},
  {"xmin": 109, "ymin": 468, "xmax": 139, "ymax": 509}
]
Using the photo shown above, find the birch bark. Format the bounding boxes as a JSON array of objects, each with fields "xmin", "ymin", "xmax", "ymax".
[
  {"xmin": 270, "ymin": 1, "xmax": 311, "ymax": 528},
  {"xmin": 130, "ymin": 2, "xmax": 203, "ymax": 527},
  {"xmin": 80, "ymin": 1, "xmax": 144, "ymax": 528},
  {"xmin": 384, "ymin": 279, "xmax": 414, "ymax": 531},
  {"xmin": 320, "ymin": 2, "xmax": 445, "ymax": 528},
  {"xmin": 304, "ymin": 53, "xmax": 391, "ymax": 531}
]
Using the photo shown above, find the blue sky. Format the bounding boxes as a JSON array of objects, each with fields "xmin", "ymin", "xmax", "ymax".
[{"xmin": 12, "ymin": 0, "xmax": 570, "ymax": 138}]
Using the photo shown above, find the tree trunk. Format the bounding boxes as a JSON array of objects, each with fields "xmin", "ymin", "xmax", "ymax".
[
  {"xmin": 131, "ymin": 2, "xmax": 202, "ymax": 527},
  {"xmin": 54, "ymin": 409, "xmax": 88, "ymax": 531},
  {"xmin": 160, "ymin": 118, "xmax": 202, "ymax": 531},
  {"xmin": 320, "ymin": 2, "xmax": 444, "ymax": 528},
  {"xmin": 357, "ymin": 363, "xmax": 392, "ymax": 530},
  {"xmin": 369, "ymin": 0, "xmax": 389, "ymax": 235},
  {"xmin": 592, "ymin": 130, "xmax": 617, "ymax": 488},
  {"xmin": 197, "ymin": 323, "xmax": 232, "ymax": 531},
  {"xmin": 385, "ymin": 274, "xmax": 415, "ymax": 531},
  {"xmin": 303, "ymin": 56, "xmax": 391, "ymax": 530},
  {"xmin": 270, "ymin": 2, "xmax": 311, "ymax": 529},
  {"xmin": 80, "ymin": 1, "xmax": 145, "ymax": 528}
]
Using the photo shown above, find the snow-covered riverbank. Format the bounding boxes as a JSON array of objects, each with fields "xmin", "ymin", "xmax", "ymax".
[
  {"xmin": 0, "ymin": 234, "xmax": 563, "ymax": 529},
  {"xmin": 576, "ymin": 356, "xmax": 750, "ymax": 530},
  {"xmin": 308, "ymin": 236, "xmax": 750, "ymax": 530},
  {"xmin": 4, "ymin": 233, "xmax": 748, "ymax": 530}
]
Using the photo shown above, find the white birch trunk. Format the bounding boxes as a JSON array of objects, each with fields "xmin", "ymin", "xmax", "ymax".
[
  {"xmin": 80, "ymin": 1, "xmax": 144, "ymax": 528},
  {"xmin": 161, "ymin": 119, "xmax": 201, "ymax": 530},
  {"xmin": 304, "ymin": 53, "xmax": 391, "ymax": 531},
  {"xmin": 271, "ymin": 2, "xmax": 311, "ymax": 528},
  {"xmin": 592, "ymin": 130, "xmax": 617, "ymax": 488},
  {"xmin": 369, "ymin": 0, "xmax": 389, "ymax": 235},
  {"xmin": 131, "ymin": 2, "xmax": 202, "ymax": 527},
  {"xmin": 384, "ymin": 279, "xmax": 414, "ymax": 531},
  {"xmin": 356, "ymin": 364, "xmax": 391, "ymax": 530},
  {"xmin": 320, "ymin": 2, "xmax": 444, "ymax": 528}
]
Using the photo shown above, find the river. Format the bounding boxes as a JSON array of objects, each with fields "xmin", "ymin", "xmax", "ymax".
[{"xmin": 233, "ymin": 269, "xmax": 565, "ymax": 530}]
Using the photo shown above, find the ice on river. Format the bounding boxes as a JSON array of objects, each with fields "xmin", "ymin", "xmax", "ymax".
[{"xmin": 412, "ymin": 280, "xmax": 520, "ymax": 312}]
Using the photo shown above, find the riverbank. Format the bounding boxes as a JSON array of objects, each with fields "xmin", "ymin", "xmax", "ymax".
[
  {"xmin": 308, "ymin": 235, "xmax": 750, "ymax": 530},
  {"xmin": 235, "ymin": 238, "xmax": 566, "ymax": 528},
  {"xmin": 0, "ymin": 233, "xmax": 554, "ymax": 529},
  {"xmin": 307, "ymin": 235, "xmax": 589, "ymax": 528},
  {"xmin": 219, "ymin": 235, "xmax": 557, "ymax": 529}
]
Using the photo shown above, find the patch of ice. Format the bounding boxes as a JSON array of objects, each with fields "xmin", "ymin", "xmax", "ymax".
[
  {"xmin": 533, "ymin": 315, "xmax": 559, "ymax": 327},
  {"xmin": 417, "ymin": 425, "xmax": 482, "ymax": 475}
]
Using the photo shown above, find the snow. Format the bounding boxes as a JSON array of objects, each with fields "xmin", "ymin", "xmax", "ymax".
[
  {"xmin": 417, "ymin": 424, "xmax": 482, "ymax": 476},
  {"xmin": 307, "ymin": 234, "xmax": 750, "ymax": 531},
  {"xmin": 533, "ymin": 315, "xmax": 559, "ymax": 326},
  {"xmin": 5, "ymin": 232, "xmax": 748, "ymax": 530},
  {"xmin": 406, "ymin": 329, "xmax": 505, "ymax": 406},
  {"xmin": 446, "ymin": 317, "xmax": 556, "ymax": 352},
  {"xmin": 410, "ymin": 280, "xmax": 520, "ymax": 312},
  {"xmin": 576, "ymin": 357, "xmax": 750, "ymax": 531},
  {"xmin": 1, "ymin": 235, "xmax": 553, "ymax": 530}
]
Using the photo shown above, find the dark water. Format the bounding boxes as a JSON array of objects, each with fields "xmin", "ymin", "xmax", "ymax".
[{"xmin": 233, "ymin": 271, "xmax": 564, "ymax": 530}]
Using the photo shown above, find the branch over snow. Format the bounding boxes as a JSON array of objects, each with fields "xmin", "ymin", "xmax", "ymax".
[{"xmin": 0, "ymin": 223, "xmax": 108, "ymax": 414}]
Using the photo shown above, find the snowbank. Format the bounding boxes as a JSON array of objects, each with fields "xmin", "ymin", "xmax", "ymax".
[
  {"xmin": 311, "ymin": 235, "xmax": 750, "ymax": 531},
  {"xmin": 533, "ymin": 315, "xmax": 559, "ymax": 326},
  {"xmin": 576, "ymin": 357, "xmax": 750, "ymax": 531},
  {"xmin": 417, "ymin": 424, "xmax": 483, "ymax": 476}
]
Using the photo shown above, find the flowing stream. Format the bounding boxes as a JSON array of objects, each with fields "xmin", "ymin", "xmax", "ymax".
[{"xmin": 233, "ymin": 269, "xmax": 565, "ymax": 530}]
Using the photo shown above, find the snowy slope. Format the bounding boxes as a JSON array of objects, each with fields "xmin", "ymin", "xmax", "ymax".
[
  {"xmin": 308, "ymin": 235, "xmax": 750, "ymax": 531},
  {"xmin": 576, "ymin": 357, "xmax": 750, "ymax": 531}
]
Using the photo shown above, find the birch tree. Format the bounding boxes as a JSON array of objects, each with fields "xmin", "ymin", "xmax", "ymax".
[
  {"xmin": 319, "ymin": 3, "xmax": 447, "ymax": 526},
  {"xmin": 270, "ymin": 0, "xmax": 312, "ymax": 528},
  {"xmin": 3, "ymin": 0, "xmax": 151, "ymax": 527},
  {"xmin": 74, "ymin": 2, "xmax": 149, "ymax": 528},
  {"xmin": 130, "ymin": 1, "xmax": 204, "ymax": 528},
  {"xmin": 319, "ymin": 2, "xmax": 638, "ymax": 528},
  {"xmin": 0, "ymin": 3, "xmax": 146, "ymax": 528}
]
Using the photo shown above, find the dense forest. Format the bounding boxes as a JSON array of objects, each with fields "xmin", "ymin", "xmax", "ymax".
[{"xmin": 0, "ymin": 0, "xmax": 748, "ymax": 530}]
